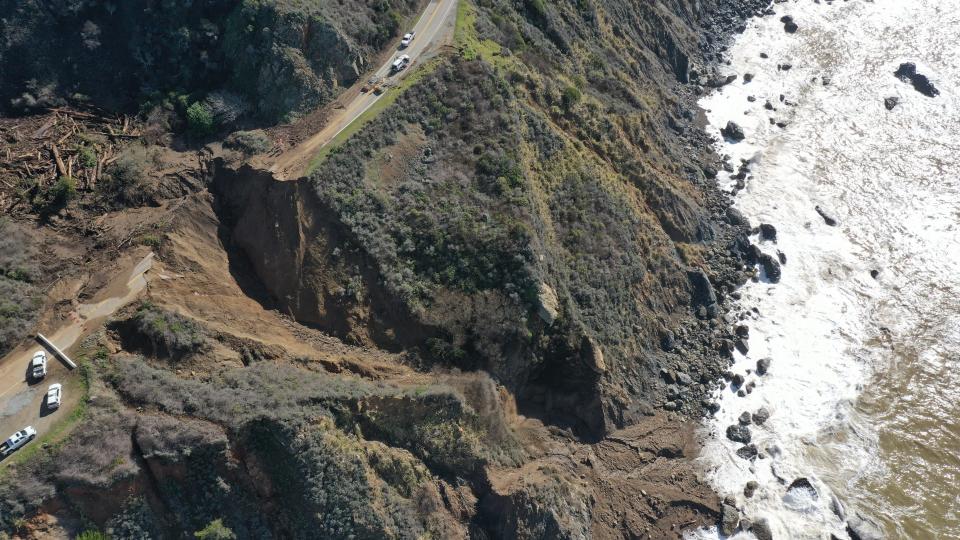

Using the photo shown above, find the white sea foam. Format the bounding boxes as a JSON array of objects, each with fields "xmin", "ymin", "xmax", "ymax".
[{"xmin": 689, "ymin": 0, "xmax": 960, "ymax": 538}]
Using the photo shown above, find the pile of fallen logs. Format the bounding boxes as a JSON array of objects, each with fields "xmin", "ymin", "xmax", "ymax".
[{"xmin": 0, "ymin": 107, "xmax": 140, "ymax": 212}]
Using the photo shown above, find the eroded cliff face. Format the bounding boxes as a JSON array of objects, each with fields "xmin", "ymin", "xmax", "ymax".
[{"xmin": 209, "ymin": 0, "xmax": 764, "ymax": 441}]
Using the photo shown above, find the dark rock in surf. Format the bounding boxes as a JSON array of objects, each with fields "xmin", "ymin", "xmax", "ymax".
[
  {"xmin": 788, "ymin": 477, "xmax": 819, "ymax": 499},
  {"xmin": 739, "ymin": 411, "xmax": 752, "ymax": 425},
  {"xmin": 726, "ymin": 206, "xmax": 749, "ymax": 226},
  {"xmin": 759, "ymin": 253, "xmax": 782, "ymax": 282},
  {"xmin": 722, "ymin": 121, "xmax": 746, "ymax": 141},
  {"xmin": 744, "ymin": 72, "xmax": 755, "ymax": 83},
  {"xmin": 815, "ymin": 205, "xmax": 838, "ymax": 226},
  {"xmin": 744, "ymin": 480, "xmax": 759, "ymax": 498},
  {"xmin": 732, "ymin": 373, "xmax": 746, "ymax": 387},
  {"xmin": 759, "ymin": 223, "xmax": 777, "ymax": 241},
  {"xmin": 884, "ymin": 96, "xmax": 900, "ymax": 110},
  {"xmin": 736, "ymin": 443, "xmax": 759, "ymax": 460},
  {"xmin": 726, "ymin": 424, "xmax": 752, "ymax": 443},
  {"xmin": 720, "ymin": 504, "xmax": 740, "ymax": 536},
  {"xmin": 756, "ymin": 357, "xmax": 771, "ymax": 375},
  {"xmin": 894, "ymin": 62, "xmax": 939, "ymax": 97},
  {"xmin": 752, "ymin": 407, "xmax": 770, "ymax": 425},
  {"xmin": 751, "ymin": 518, "xmax": 774, "ymax": 540},
  {"xmin": 708, "ymin": 74, "xmax": 739, "ymax": 88},
  {"xmin": 781, "ymin": 15, "xmax": 799, "ymax": 33}
]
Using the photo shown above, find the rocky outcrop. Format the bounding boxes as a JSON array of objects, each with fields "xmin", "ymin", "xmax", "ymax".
[
  {"xmin": 721, "ymin": 121, "xmax": 747, "ymax": 141},
  {"xmin": 894, "ymin": 62, "xmax": 939, "ymax": 98}
]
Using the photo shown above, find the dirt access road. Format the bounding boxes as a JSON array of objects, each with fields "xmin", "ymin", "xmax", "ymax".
[
  {"xmin": 0, "ymin": 252, "xmax": 153, "ymax": 466},
  {"xmin": 268, "ymin": 0, "xmax": 458, "ymax": 180}
]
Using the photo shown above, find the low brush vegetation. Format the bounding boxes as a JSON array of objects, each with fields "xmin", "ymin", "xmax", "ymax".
[
  {"xmin": 275, "ymin": 0, "xmax": 719, "ymax": 439},
  {"xmin": 0, "ymin": 353, "xmax": 519, "ymax": 538},
  {"xmin": 128, "ymin": 302, "xmax": 206, "ymax": 359},
  {"xmin": 100, "ymin": 144, "xmax": 150, "ymax": 206},
  {"xmin": 0, "ymin": 219, "xmax": 40, "ymax": 356},
  {"xmin": 224, "ymin": 129, "xmax": 273, "ymax": 155}
]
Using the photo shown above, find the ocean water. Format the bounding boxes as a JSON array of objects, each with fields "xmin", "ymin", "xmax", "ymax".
[{"xmin": 690, "ymin": 0, "xmax": 960, "ymax": 538}]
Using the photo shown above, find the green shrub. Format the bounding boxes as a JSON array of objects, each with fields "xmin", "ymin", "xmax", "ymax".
[
  {"xmin": 48, "ymin": 176, "xmax": 77, "ymax": 206},
  {"xmin": 194, "ymin": 519, "xmax": 236, "ymax": 540},
  {"xmin": 561, "ymin": 85, "xmax": 582, "ymax": 110},
  {"xmin": 78, "ymin": 146, "xmax": 98, "ymax": 168},
  {"xmin": 76, "ymin": 530, "xmax": 108, "ymax": 540},
  {"xmin": 139, "ymin": 234, "xmax": 162, "ymax": 248},
  {"xmin": 30, "ymin": 176, "xmax": 77, "ymax": 214},
  {"xmin": 527, "ymin": 0, "xmax": 548, "ymax": 18},
  {"xmin": 186, "ymin": 101, "xmax": 215, "ymax": 136}
]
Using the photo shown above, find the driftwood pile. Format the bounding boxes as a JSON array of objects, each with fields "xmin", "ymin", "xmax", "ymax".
[{"xmin": 0, "ymin": 107, "xmax": 139, "ymax": 213}]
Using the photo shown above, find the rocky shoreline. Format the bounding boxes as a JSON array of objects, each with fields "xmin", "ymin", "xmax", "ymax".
[{"xmin": 682, "ymin": 2, "xmax": 905, "ymax": 539}]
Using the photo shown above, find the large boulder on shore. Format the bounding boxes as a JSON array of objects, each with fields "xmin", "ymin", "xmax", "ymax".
[
  {"xmin": 726, "ymin": 424, "xmax": 752, "ymax": 443},
  {"xmin": 720, "ymin": 504, "xmax": 740, "ymax": 536},
  {"xmin": 759, "ymin": 253, "xmax": 782, "ymax": 283}
]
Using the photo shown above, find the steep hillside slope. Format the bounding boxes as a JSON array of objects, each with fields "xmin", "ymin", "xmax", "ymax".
[
  {"xmin": 215, "ymin": 0, "xmax": 764, "ymax": 440},
  {"xmin": 0, "ymin": 0, "xmax": 420, "ymax": 120}
]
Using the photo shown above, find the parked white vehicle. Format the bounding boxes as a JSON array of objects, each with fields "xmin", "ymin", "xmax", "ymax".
[
  {"xmin": 390, "ymin": 54, "xmax": 411, "ymax": 74},
  {"xmin": 400, "ymin": 31, "xmax": 416, "ymax": 48},
  {"xmin": 47, "ymin": 383, "xmax": 63, "ymax": 410},
  {"xmin": 0, "ymin": 426, "xmax": 36, "ymax": 457},
  {"xmin": 30, "ymin": 351, "xmax": 47, "ymax": 380}
]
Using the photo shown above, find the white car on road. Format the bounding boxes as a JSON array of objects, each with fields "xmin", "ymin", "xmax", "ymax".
[
  {"xmin": 30, "ymin": 351, "xmax": 47, "ymax": 380},
  {"xmin": 390, "ymin": 54, "xmax": 411, "ymax": 74},
  {"xmin": 400, "ymin": 32, "xmax": 416, "ymax": 48},
  {"xmin": 1, "ymin": 426, "xmax": 36, "ymax": 457},
  {"xmin": 47, "ymin": 383, "xmax": 63, "ymax": 410}
]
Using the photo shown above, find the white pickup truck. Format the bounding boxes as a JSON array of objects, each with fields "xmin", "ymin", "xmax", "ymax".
[{"xmin": 1, "ymin": 426, "xmax": 36, "ymax": 457}]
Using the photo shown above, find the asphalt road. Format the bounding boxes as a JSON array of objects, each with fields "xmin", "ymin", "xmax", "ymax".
[
  {"xmin": 269, "ymin": 0, "xmax": 458, "ymax": 179},
  {"xmin": 0, "ymin": 253, "xmax": 153, "ymax": 465}
]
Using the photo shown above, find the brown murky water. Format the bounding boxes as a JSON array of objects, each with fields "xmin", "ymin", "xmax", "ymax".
[{"xmin": 694, "ymin": 1, "xmax": 960, "ymax": 538}]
